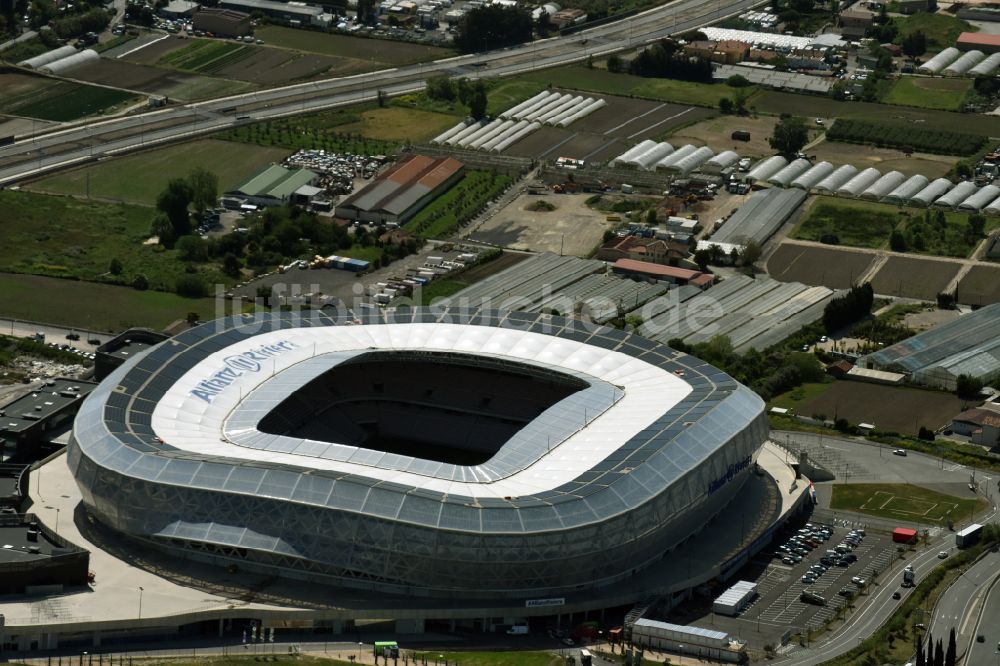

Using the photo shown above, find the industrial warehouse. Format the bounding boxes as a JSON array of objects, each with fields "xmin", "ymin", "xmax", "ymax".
[{"xmin": 334, "ymin": 155, "xmax": 464, "ymax": 224}]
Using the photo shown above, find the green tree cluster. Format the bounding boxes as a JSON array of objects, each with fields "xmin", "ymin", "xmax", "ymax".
[
  {"xmin": 769, "ymin": 116, "xmax": 809, "ymax": 156},
  {"xmin": 453, "ymin": 5, "xmax": 533, "ymax": 53},
  {"xmin": 822, "ymin": 282, "xmax": 874, "ymax": 332},
  {"xmin": 627, "ymin": 39, "xmax": 713, "ymax": 82}
]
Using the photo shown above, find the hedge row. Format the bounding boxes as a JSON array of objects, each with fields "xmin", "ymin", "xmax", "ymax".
[{"xmin": 826, "ymin": 119, "xmax": 986, "ymax": 156}]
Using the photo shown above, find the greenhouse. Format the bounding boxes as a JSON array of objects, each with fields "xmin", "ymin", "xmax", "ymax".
[
  {"xmin": 860, "ymin": 171, "xmax": 906, "ymax": 201},
  {"xmin": 744, "ymin": 156, "xmax": 787, "ymax": 182},
  {"xmin": 909, "ymin": 178, "xmax": 953, "ymax": 207},
  {"xmin": 943, "ymin": 50, "xmax": 985, "ymax": 76},
  {"xmin": 958, "ymin": 184, "xmax": 1000, "ymax": 211},
  {"xmin": 628, "ymin": 142, "xmax": 676, "ymax": 170},
  {"xmin": 766, "ymin": 158, "xmax": 811, "ymax": 187},
  {"xmin": 654, "ymin": 144, "xmax": 698, "ymax": 170},
  {"xmin": 969, "ymin": 52, "xmax": 1000, "ymax": 76},
  {"xmin": 611, "ymin": 140, "xmax": 657, "ymax": 167},
  {"xmin": 917, "ymin": 47, "xmax": 961, "ymax": 74},
  {"xmin": 932, "ymin": 180, "xmax": 977, "ymax": 209},
  {"xmin": 836, "ymin": 167, "xmax": 880, "ymax": 197},
  {"xmin": 862, "ymin": 304, "xmax": 1000, "ymax": 390},
  {"xmin": 704, "ymin": 150, "xmax": 741, "ymax": 173},
  {"xmin": 814, "ymin": 164, "xmax": 858, "ymax": 194},
  {"xmin": 790, "ymin": 161, "xmax": 834, "ymax": 190},
  {"xmin": 882, "ymin": 174, "xmax": 929, "ymax": 205},
  {"xmin": 664, "ymin": 146, "xmax": 715, "ymax": 176}
]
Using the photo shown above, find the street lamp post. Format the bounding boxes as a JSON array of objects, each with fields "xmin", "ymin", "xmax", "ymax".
[{"xmin": 137, "ymin": 586, "xmax": 144, "ymax": 621}]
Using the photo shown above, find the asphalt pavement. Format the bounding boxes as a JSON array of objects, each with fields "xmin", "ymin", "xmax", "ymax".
[{"xmin": 934, "ymin": 549, "xmax": 1000, "ymax": 666}]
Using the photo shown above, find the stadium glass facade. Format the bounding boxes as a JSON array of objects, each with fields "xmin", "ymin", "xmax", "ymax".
[{"xmin": 69, "ymin": 309, "xmax": 767, "ymax": 598}]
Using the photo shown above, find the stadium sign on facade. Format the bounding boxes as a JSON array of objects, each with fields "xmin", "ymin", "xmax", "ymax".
[{"xmin": 190, "ymin": 340, "xmax": 298, "ymax": 402}]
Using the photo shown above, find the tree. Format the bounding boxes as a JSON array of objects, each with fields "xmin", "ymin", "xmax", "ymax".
[
  {"xmin": 918, "ymin": 426, "xmax": 935, "ymax": 441},
  {"xmin": 890, "ymin": 230, "xmax": 907, "ymax": 252},
  {"xmin": 719, "ymin": 97, "xmax": 735, "ymax": 114},
  {"xmin": 768, "ymin": 116, "xmax": 809, "ymax": 157},
  {"xmin": 726, "ymin": 74, "xmax": 751, "ymax": 87},
  {"xmin": 968, "ymin": 214, "xmax": 986, "ymax": 239},
  {"xmin": 426, "ymin": 75, "xmax": 456, "ymax": 102},
  {"xmin": 356, "ymin": 0, "xmax": 376, "ymax": 24},
  {"xmin": 176, "ymin": 234, "xmax": 207, "ymax": 262},
  {"xmin": 156, "ymin": 178, "xmax": 193, "ymax": 239},
  {"xmin": 222, "ymin": 253, "xmax": 243, "ymax": 278},
  {"xmin": 175, "ymin": 274, "xmax": 208, "ymax": 298},
  {"xmin": 606, "ymin": 54, "xmax": 624, "ymax": 73},
  {"xmin": 131, "ymin": 274, "xmax": 149, "ymax": 291},
  {"xmin": 453, "ymin": 5, "xmax": 533, "ymax": 53},
  {"xmin": 916, "ymin": 639, "xmax": 925, "ymax": 666},
  {"xmin": 956, "ymin": 374, "xmax": 982, "ymax": 399},
  {"xmin": 946, "ymin": 628, "xmax": 956, "ymax": 666},
  {"xmin": 150, "ymin": 213, "xmax": 176, "ymax": 247},
  {"xmin": 934, "ymin": 638, "xmax": 944, "ymax": 666},
  {"xmin": 108, "ymin": 257, "xmax": 123, "ymax": 275},
  {"xmin": 467, "ymin": 80, "xmax": 488, "ymax": 120},
  {"xmin": 902, "ymin": 30, "xmax": 927, "ymax": 59},
  {"xmin": 535, "ymin": 9, "xmax": 553, "ymax": 37},
  {"xmin": 739, "ymin": 240, "xmax": 762, "ymax": 267},
  {"xmin": 187, "ymin": 167, "xmax": 218, "ymax": 216}
]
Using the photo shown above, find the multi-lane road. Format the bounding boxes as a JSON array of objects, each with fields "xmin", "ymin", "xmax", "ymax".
[{"xmin": 0, "ymin": 0, "xmax": 769, "ymax": 185}]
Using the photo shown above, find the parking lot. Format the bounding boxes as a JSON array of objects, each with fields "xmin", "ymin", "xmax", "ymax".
[{"xmin": 680, "ymin": 520, "xmax": 900, "ymax": 648}]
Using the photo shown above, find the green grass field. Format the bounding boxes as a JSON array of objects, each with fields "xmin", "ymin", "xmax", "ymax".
[
  {"xmin": 768, "ymin": 380, "xmax": 834, "ymax": 411},
  {"xmin": 0, "ymin": 273, "xmax": 223, "ymax": 332},
  {"xmin": 4, "ymin": 81, "xmax": 137, "ymax": 121},
  {"xmin": 255, "ymin": 25, "xmax": 452, "ymax": 65},
  {"xmin": 0, "ymin": 190, "xmax": 227, "ymax": 291},
  {"xmin": 415, "ymin": 278, "xmax": 469, "ymax": 305},
  {"xmin": 514, "ymin": 66, "xmax": 747, "ymax": 108},
  {"xmin": 893, "ymin": 13, "xmax": 976, "ymax": 51},
  {"xmin": 830, "ymin": 483, "xmax": 985, "ymax": 525},
  {"xmin": 392, "ymin": 79, "xmax": 544, "ymax": 123},
  {"xmin": 28, "ymin": 140, "xmax": 289, "ymax": 206},
  {"xmin": 897, "ymin": 208, "xmax": 994, "ymax": 258},
  {"xmin": 883, "ymin": 77, "xmax": 972, "ymax": 111},
  {"xmin": 793, "ymin": 198, "xmax": 902, "ymax": 248}
]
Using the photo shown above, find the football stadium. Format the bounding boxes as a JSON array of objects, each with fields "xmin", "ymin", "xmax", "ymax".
[{"xmin": 68, "ymin": 308, "xmax": 769, "ymax": 599}]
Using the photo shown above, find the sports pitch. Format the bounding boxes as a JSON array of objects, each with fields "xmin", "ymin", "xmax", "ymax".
[{"xmin": 831, "ymin": 483, "xmax": 985, "ymax": 525}]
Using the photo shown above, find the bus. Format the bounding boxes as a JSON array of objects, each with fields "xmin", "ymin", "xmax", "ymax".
[
  {"xmin": 374, "ymin": 641, "xmax": 399, "ymax": 658},
  {"xmin": 579, "ymin": 649, "xmax": 593, "ymax": 666}
]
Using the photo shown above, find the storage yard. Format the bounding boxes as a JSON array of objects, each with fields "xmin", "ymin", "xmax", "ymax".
[{"xmin": 469, "ymin": 193, "xmax": 614, "ymax": 256}]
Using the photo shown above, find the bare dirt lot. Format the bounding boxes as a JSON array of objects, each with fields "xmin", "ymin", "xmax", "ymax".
[
  {"xmin": 504, "ymin": 92, "xmax": 714, "ymax": 162},
  {"xmin": 955, "ymin": 264, "xmax": 1000, "ymax": 305},
  {"xmin": 470, "ymin": 193, "xmax": 611, "ymax": 256},
  {"xmin": 870, "ymin": 257, "xmax": 961, "ymax": 300},
  {"xmin": 792, "ymin": 381, "xmax": 971, "ymax": 434},
  {"xmin": 767, "ymin": 244, "xmax": 875, "ymax": 289},
  {"xmin": 668, "ymin": 115, "xmax": 781, "ymax": 159},
  {"xmin": 209, "ymin": 47, "xmax": 362, "ymax": 84},
  {"xmin": 809, "ymin": 140, "xmax": 957, "ymax": 179}
]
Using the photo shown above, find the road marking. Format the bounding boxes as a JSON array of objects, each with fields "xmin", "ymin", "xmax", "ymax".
[
  {"xmin": 603, "ymin": 103, "xmax": 667, "ymax": 135},
  {"xmin": 627, "ymin": 107, "xmax": 697, "ymax": 139}
]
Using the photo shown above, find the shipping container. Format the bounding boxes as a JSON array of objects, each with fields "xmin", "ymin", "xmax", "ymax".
[{"xmin": 892, "ymin": 527, "xmax": 917, "ymax": 544}]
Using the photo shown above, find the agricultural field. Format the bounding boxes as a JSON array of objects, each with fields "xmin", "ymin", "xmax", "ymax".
[
  {"xmin": 792, "ymin": 198, "xmax": 901, "ymax": 248},
  {"xmin": 831, "ymin": 483, "xmax": 985, "ymax": 525},
  {"xmin": 157, "ymin": 39, "xmax": 249, "ymax": 71},
  {"xmin": 70, "ymin": 58, "xmax": 253, "ymax": 101},
  {"xmin": 254, "ymin": 26, "xmax": 452, "ymax": 65},
  {"xmin": 515, "ymin": 65, "xmax": 749, "ymax": 108},
  {"xmin": 883, "ymin": 77, "xmax": 972, "ymax": 112},
  {"xmin": 0, "ymin": 73, "xmax": 138, "ymax": 121},
  {"xmin": 392, "ymin": 79, "xmax": 545, "ymax": 121},
  {"xmin": 28, "ymin": 140, "xmax": 289, "ymax": 206},
  {"xmin": 755, "ymin": 91, "xmax": 1000, "ymax": 136},
  {"xmin": 870, "ymin": 256, "xmax": 960, "ymax": 300},
  {"xmin": 405, "ymin": 170, "xmax": 513, "ymax": 239},
  {"xmin": 0, "ymin": 273, "xmax": 222, "ymax": 332},
  {"xmin": 789, "ymin": 381, "xmax": 970, "ymax": 436},
  {"xmin": 0, "ymin": 190, "xmax": 227, "ymax": 291},
  {"xmin": 827, "ymin": 118, "xmax": 986, "ymax": 156},
  {"xmin": 766, "ymin": 244, "xmax": 875, "ymax": 289},
  {"xmin": 335, "ymin": 107, "xmax": 461, "ymax": 142},
  {"xmin": 955, "ymin": 264, "xmax": 1000, "ymax": 305}
]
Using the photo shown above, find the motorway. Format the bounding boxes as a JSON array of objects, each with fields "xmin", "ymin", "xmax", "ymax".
[
  {"xmin": 965, "ymin": 560, "xmax": 1000, "ymax": 666},
  {"xmin": 929, "ymin": 547, "xmax": 1000, "ymax": 665},
  {"xmin": 0, "ymin": 0, "xmax": 771, "ymax": 185}
]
